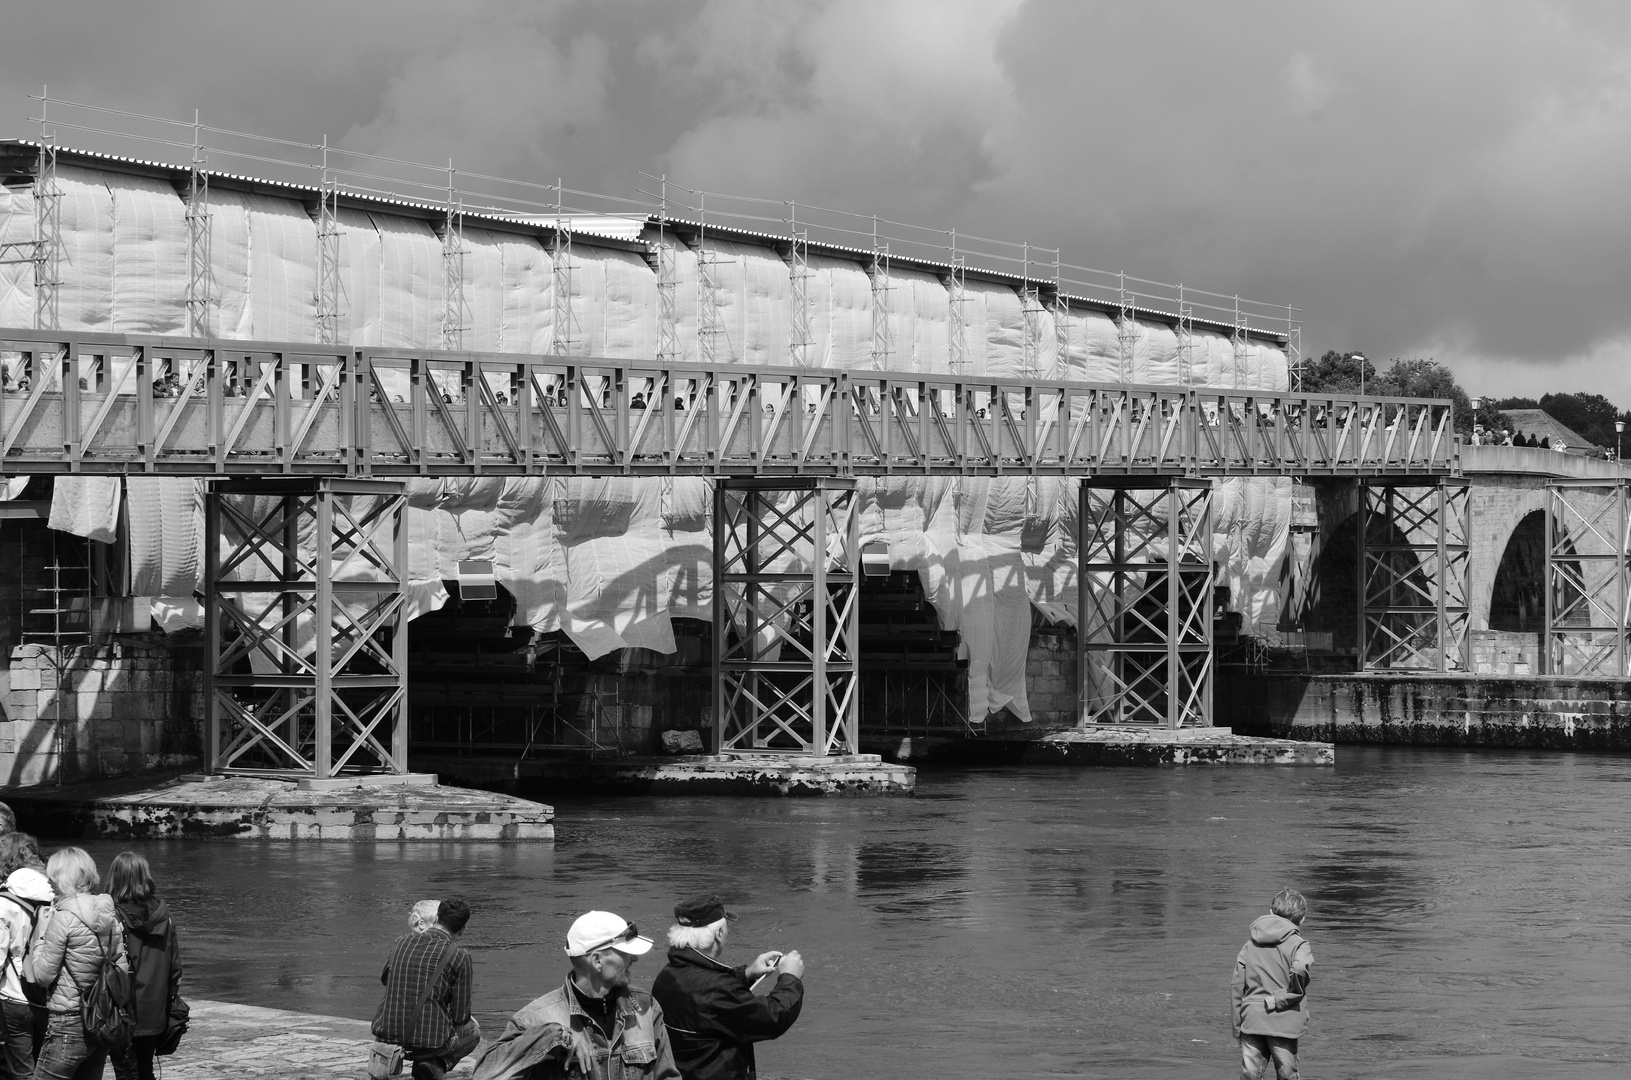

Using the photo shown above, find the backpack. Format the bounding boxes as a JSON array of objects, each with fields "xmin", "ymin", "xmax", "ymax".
[
  {"xmin": 71, "ymin": 912, "xmax": 135, "ymax": 1051},
  {"xmin": 0, "ymin": 891, "xmax": 48, "ymax": 1007}
]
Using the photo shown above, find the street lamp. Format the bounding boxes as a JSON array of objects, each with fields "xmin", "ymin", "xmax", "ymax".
[
  {"xmin": 1617, "ymin": 419, "xmax": 1624, "ymax": 461},
  {"xmin": 1351, "ymin": 352, "xmax": 1366, "ymax": 397},
  {"xmin": 1471, "ymin": 397, "xmax": 1482, "ymax": 444}
]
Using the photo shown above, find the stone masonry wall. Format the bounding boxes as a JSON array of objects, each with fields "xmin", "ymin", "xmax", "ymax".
[
  {"xmin": 1222, "ymin": 671, "xmax": 1631, "ymax": 749},
  {"xmin": 0, "ymin": 641, "xmax": 204, "ymax": 786},
  {"xmin": 1470, "ymin": 629, "xmax": 1541, "ymax": 676}
]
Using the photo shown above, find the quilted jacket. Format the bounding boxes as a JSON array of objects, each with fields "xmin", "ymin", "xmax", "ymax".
[{"xmin": 26, "ymin": 893, "xmax": 129, "ymax": 1016}]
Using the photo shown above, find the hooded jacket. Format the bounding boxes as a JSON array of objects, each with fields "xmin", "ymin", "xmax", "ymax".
[
  {"xmin": 649, "ymin": 948, "xmax": 803, "ymax": 1080},
  {"xmin": 1232, "ymin": 914, "xmax": 1313, "ymax": 1039},
  {"xmin": 115, "ymin": 896, "xmax": 181, "ymax": 1036},
  {"xmin": 26, "ymin": 892, "xmax": 129, "ymax": 1017},
  {"xmin": 0, "ymin": 868, "xmax": 53, "ymax": 1005}
]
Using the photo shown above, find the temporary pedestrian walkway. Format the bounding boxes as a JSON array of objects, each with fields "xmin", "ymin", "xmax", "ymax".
[{"xmin": 0, "ymin": 326, "xmax": 1464, "ymax": 780}]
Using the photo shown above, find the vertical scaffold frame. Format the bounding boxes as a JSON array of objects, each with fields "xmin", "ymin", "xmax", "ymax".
[
  {"xmin": 205, "ymin": 478, "xmax": 409, "ymax": 779},
  {"xmin": 713, "ymin": 478, "xmax": 860, "ymax": 756},
  {"xmin": 1357, "ymin": 477, "xmax": 1470, "ymax": 672},
  {"xmin": 1079, "ymin": 478, "xmax": 1215, "ymax": 728},
  {"xmin": 1544, "ymin": 479, "xmax": 1630, "ymax": 677}
]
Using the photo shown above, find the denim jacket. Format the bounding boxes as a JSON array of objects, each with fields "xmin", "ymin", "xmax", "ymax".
[{"xmin": 481, "ymin": 977, "xmax": 680, "ymax": 1080}]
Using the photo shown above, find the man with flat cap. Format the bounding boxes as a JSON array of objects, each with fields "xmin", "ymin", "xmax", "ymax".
[
  {"xmin": 473, "ymin": 910, "xmax": 680, "ymax": 1080},
  {"xmin": 649, "ymin": 894, "xmax": 804, "ymax": 1080}
]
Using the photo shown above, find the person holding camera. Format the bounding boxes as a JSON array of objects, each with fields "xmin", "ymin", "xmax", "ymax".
[{"xmin": 649, "ymin": 894, "xmax": 804, "ymax": 1080}]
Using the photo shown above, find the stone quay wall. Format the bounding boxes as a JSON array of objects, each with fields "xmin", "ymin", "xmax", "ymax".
[
  {"xmin": 1223, "ymin": 671, "xmax": 1631, "ymax": 750},
  {"xmin": 0, "ymin": 641, "xmax": 204, "ymax": 786}
]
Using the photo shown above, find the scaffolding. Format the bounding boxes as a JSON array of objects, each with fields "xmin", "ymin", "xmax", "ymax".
[
  {"xmin": 1358, "ymin": 478, "xmax": 1470, "ymax": 672},
  {"xmin": 551, "ymin": 180, "xmax": 575, "ymax": 355},
  {"xmin": 787, "ymin": 202, "xmax": 812, "ymax": 368},
  {"xmin": 1019, "ymin": 243, "xmax": 1044, "ymax": 381},
  {"xmin": 1079, "ymin": 479, "xmax": 1215, "ymax": 727},
  {"xmin": 1544, "ymin": 479, "xmax": 1630, "ymax": 677},
  {"xmin": 315, "ymin": 137, "xmax": 342, "ymax": 347},
  {"xmin": 1116, "ymin": 273, "xmax": 1136, "ymax": 382},
  {"xmin": 440, "ymin": 161, "xmax": 469, "ymax": 351},
  {"xmin": 650, "ymin": 175, "xmax": 681, "ymax": 365},
  {"xmin": 946, "ymin": 230, "xmax": 970, "ymax": 377},
  {"xmin": 205, "ymin": 478, "xmax": 408, "ymax": 779},
  {"xmin": 868, "ymin": 217, "xmax": 893, "ymax": 371},
  {"xmin": 1175, "ymin": 285, "xmax": 1195, "ymax": 386},
  {"xmin": 713, "ymin": 478, "xmax": 859, "ymax": 755},
  {"xmin": 184, "ymin": 110, "xmax": 212, "ymax": 338}
]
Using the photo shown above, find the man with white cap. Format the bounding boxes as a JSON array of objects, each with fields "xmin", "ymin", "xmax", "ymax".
[{"xmin": 473, "ymin": 910, "xmax": 679, "ymax": 1080}]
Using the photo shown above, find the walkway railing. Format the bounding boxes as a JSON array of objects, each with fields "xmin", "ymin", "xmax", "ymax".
[{"xmin": 0, "ymin": 329, "xmax": 1455, "ymax": 478}]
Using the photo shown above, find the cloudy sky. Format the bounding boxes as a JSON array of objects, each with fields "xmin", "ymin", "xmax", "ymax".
[{"xmin": 4, "ymin": 0, "xmax": 1631, "ymax": 401}]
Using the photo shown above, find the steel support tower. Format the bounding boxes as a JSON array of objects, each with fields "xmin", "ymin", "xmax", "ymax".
[
  {"xmin": 205, "ymin": 478, "xmax": 408, "ymax": 779},
  {"xmin": 1357, "ymin": 477, "xmax": 1470, "ymax": 672},
  {"xmin": 713, "ymin": 478, "xmax": 860, "ymax": 755},
  {"xmin": 1544, "ymin": 479, "xmax": 1630, "ymax": 677},
  {"xmin": 1079, "ymin": 478, "xmax": 1215, "ymax": 727}
]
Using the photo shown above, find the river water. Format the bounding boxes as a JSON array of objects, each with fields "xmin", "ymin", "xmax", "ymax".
[{"xmin": 72, "ymin": 746, "xmax": 1631, "ymax": 1078}]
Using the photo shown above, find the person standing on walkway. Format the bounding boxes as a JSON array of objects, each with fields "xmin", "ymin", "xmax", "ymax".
[
  {"xmin": 0, "ymin": 868, "xmax": 52, "ymax": 1079},
  {"xmin": 649, "ymin": 894, "xmax": 803, "ymax": 1080},
  {"xmin": 372, "ymin": 899, "xmax": 479, "ymax": 1080},
  {"xmin": 106, "ymin": 854, "xmax": 180, "ymax": 1080},
  {"xmin": 25, "ymin": 848, "xmax": 129, "ymax": 1080},
  {"xmin": 473, "ymin": 910, "xmax": 679, "ymax": 1080},
  {"xmin": 1231, "ymin": 888, "xmax": 1314, "ymax": 1080}
]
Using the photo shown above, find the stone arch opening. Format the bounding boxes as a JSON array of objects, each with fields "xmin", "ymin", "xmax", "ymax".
[
  {"xmin": 1490, "ymin": 511, "xmax": 1545, "ymax": 633},
  {"xmin": 1305, "ymin": 512, "xmax": 1431, "ymax": 660}
]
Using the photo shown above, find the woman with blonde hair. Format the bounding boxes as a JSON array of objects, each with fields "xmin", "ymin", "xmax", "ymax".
[{"xmin": 26, "ymin": 848, "xmax": 128, "ymax": 1080}]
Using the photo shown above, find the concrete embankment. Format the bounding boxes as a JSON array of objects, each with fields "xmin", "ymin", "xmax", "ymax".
[
  {"xmin": 417, "ymin": 752, "xmax": 916, "ymax": 797},
  {"xmin": 3, "ymin": 771, "xmax": 555, "ymax": 840},
  {"xmin": 864, "ymin": 726, "xmax": 1334, "ymax": 766},
  {"xmin": 1221, "ymin": 671, "xmax": 1631, "ymax": 750}
]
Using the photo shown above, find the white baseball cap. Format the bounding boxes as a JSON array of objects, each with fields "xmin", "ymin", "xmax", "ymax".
[{"xmin": 565, "ymin": 910, "xmax": 653, "ymax": 957}]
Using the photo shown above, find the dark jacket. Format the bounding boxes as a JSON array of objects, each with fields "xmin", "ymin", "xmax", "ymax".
[
  {"xmin": 116, "ymin": 897, "xmax": 182, "ymax": 1037},
  {"xmin": 649, "ymin": 948, "xmax": 803, "ymax": 1080},
  {"xmin": 1232, "ymin": 914, "xmax": 1313, "ymax": 1039}
]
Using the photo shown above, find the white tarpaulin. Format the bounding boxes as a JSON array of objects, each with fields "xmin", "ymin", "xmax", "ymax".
[{"xmin": 32, "ymin": 157, "xmax": 1298, "ymax": 724}]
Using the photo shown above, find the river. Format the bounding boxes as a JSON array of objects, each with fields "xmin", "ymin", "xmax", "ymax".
[{"xmin": 70, "ymin": 746, "xmax": 1631, "ymax": 1078}]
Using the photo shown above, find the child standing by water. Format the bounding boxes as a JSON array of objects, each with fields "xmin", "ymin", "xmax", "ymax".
[{"xmin": 1231, "ymin": 888, "xmax": 1313, "ymax": 1080}]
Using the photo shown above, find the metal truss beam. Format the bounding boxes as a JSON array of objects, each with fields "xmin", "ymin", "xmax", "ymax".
[
  {"xmin": 0, "ymin": 328, "xmax": 1459, "ymax": 478},
  {"xmin": 205, "ymin": 478, "xmax": 408, "ymax": 779},
  {"xmin": 1544, "ymin": 479, "xmax": 1630, "ymax": 677},
  {"xmin": 713, "ymin": 478, "xmax": 859, "ymax": 756},
  {"xmin": 1079, "ymin": 478, "xmax": 1214, "ymax": 728},
  {"xmin": 1357, "ymin": 478, "xmax": 1469, "ymax": 672}
]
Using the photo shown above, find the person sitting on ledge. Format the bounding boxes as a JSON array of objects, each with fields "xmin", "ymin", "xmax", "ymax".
[{"xmin": 372, "ymin": 899, "xmax": 479, "ymax": 1080}]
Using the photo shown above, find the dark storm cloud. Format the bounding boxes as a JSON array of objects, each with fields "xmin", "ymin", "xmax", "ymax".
[{"xmin": 5, "ymin": 0, "xmax": 1631, "ymax": 398}]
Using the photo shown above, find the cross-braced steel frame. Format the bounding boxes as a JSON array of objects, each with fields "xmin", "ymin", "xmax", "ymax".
[
  {"xmin": 1079, "ymin": 478, "xmax": 1215, "ymax": 728},
  {"xmin": 713, "ymin": 478, "xmax": 860, "ymax": 755},
  {"xmin": 205, "ymin": 478, "xmax": 408, "ymax": 779},
  {"xmin": 1358, "ymin": 478, "xmax": 1469, "ymax": 672},
  {"xmin": 1545, "ymin": 479, "xmax": 1631, "ymax": 677}
]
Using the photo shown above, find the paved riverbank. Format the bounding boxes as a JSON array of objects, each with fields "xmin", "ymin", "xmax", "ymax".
[{"xmin": 172, "ymin": 998, "xmax": 809, "ymax": 1079}]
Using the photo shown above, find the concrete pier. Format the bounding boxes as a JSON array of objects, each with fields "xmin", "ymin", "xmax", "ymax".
[
  {"xmin": 3, "ymin": 771, "xmax": 555, "ymax": 840},
  {"xmin": 420, "ymin": 752, "xmax": 917, "ymax": 796},
  {"xmin": 875, "ymin": 726, "xmax": 1334, "ymax": 766}
]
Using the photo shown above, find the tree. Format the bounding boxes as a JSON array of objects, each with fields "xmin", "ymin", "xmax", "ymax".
[
  {"xmin": 1372, "ymin": 358, "xmax": 1475, "ymax": 434},
  {"xmin": 1536, "ymin": 392, "xmax": 1618, "ymax": 448},
  {"xmin": 1298, "ymin": 349, "xmax": 1376, "ymax": 394}
]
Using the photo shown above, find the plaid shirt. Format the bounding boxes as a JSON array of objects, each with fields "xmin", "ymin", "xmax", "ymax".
[{"xmin": 372, "ymin": 928, "xmax": 472, "ymax": 1050}]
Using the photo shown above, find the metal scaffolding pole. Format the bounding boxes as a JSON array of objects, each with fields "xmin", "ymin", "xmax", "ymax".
[
  {"xmin": 787, "ymin": 202, "xmax": 812, "ymax": 369},
  {"xmin": 184, "ymin": 110, "xmax": 212, "ymax": 339},
  {"xmin": 205, "ymin": 478, "xmax": 408, "ymax": 779},
  {"xmin": 441, "ymin": 161, "xmax": 469, "ymax": 351},
  {"xmin": 315, "ymin": 138, "xmax": 342, "ymax": 347},
  {"xmin": 868, "ymin": 220, "xmax": 893, "ymax": 371},
  {"xmin": 1079, "ymin": 478, "xmax": 1215, "ymax": 728},
  {"xmin": 946, "ymin": 230, "xmax": 969, "ymax": 377},
  {"xmin": 1544, "ymin": 479, "xmax": 1630, "ymax": 677},
  {"xmin": 714, "ymin": 478, "xmax": 859, "ymax": 755},
  {"xmin": 1116, "ymin": 272, "xmax": 1136, "ymax": 383},
  {"xmin": 1357, "ymin": 477, "xmax": 1470, "ymax": 672}
]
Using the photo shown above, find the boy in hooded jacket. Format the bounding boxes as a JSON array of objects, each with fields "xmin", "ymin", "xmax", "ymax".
[{"xmin": 1231, "ymin": 888, "xmax": 1313, "ymax": 1080}]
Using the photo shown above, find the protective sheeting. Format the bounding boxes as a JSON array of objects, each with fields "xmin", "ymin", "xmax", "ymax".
[
  {"xmin": 126, "ymin": 477, "xmax": 205, "ymax": 632},
  {"xmin": 47, "ymin": 475, "xmax": 120, "ymax": 544},
  {"xmin": 30, "ymin": 158, "xmax": 1298, "ymax": 725},
  {"xmin": 0, "ymin": 185, "xmax": 35, "ymax": 325}
]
